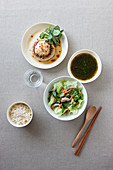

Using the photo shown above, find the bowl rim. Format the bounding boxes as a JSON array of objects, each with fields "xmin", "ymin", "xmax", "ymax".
[
  {"xmin": 43, "ymin": 76, "xmax": 88, "ymax": 121},
  {"xmin": 21, "ymin": 22, "xmax": 68, "ymax": 69},
  {"xmin": 67, "ymin": 49, "xmax": 102, "ymax": 83},
  {"xmin": 7, "ymin": 101, "xmax": 33, "ymax": 127}
]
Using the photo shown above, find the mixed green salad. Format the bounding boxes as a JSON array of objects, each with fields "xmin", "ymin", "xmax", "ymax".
[{"xmin": 48, "ymin": 80, "xmax": 84, "ymax": 116}]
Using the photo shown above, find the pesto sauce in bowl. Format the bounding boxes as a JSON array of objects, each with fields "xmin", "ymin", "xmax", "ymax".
[{"xmin": 70, "ymin": 53, "xmax": 98, "ymax": 80}]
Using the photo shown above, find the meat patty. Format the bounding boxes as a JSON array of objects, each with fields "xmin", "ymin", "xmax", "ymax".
[{"xmin": 32, "ymin": 39, "xmax": 55, "ymax": 61}]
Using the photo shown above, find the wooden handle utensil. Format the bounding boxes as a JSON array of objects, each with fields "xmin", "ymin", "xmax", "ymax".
[
  {"xmin": 74, "ymin": 106, "xmax": 102, "ymax": 156},
  {"xmin": 72, "ymin": 106, "xmax": 97, "ymax": 147}
]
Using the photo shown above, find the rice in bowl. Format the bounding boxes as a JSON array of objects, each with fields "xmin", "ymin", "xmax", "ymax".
[{"xmin": 7, "ymin": 102, "xmax": 33, "ymax": 127}]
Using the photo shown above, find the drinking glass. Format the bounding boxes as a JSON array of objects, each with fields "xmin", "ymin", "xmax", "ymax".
[{"xmin": 24, "ymin": 69, "xmax": 43, "ymax": 88}]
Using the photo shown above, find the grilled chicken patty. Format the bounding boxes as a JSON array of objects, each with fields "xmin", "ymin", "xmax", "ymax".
[{"xmin": 32, "ymin": 39, "xmax": 55, "ymax": 61}]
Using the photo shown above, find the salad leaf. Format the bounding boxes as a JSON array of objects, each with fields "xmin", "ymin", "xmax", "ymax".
[
  {"xmin": 64, "ymin": 85, "xmax": 67, "ymax": 89},
  {"xmin": 53, "ymin": 81, "xmax": 63, "ymax": 93},
  {"xmin": 48, "ymin": 96, "xmax": 56, "ymax": 107},
  {"xmin": 53, "ymin": 30, "xmax": 60, "ymax": 36},
  {"xmin": 44, "ymin": 37, "xmax": 48, "ymax": 41},
  {"xmin": 77, "ymin": 99, "xmax": 84, "ymax": 108},
  {"xmin": 79, "ymin": 93, "xmax": 83, "ymax": 100},
  {"xmin": 54, "ymin": 25, "xmax": 60, "ymax": 30},
  {"xmin": 72, "ymin": 89, "xmax": 78, "ymax": 95},
  {"xmin": 48, "ymin": 39, "xmax": 53, "ymax": 44},
  {"xmin": 47, "ymin": 34, "xmax": 52, "ymax": 39},
  {"xmin": 52, "ymin": 91, "xmax": 57, "ymax": 97},
  {"xmin": 62, "ymin": 102, "xmax": 70, "ymax": 108},
  {"xmin": 59, "ymin": 92, "xmax": 64, "ymax": 97},
  {"xmin": 62, "ymin": 105, "xmax": 64, "ymax": 113},
  {"xmin": 45, "ymin": 27, "xmax": 51, "ymax": 34},
  {"xmin": 53, "ymin": 107, "xmax": 64, "ymax": 116},
  {"xmin": 70, "ymin": 106, "xmax": 78, "ymax": 115},
  {"xmin": 74, "ymin": 95, "xmax": 80, "ymax": 101},
  {"xmin": 52, "ymin": 36, "xmax": 59, "ymax": 46},
  {"xmin": 70, "ymin": 98, "xmax": 74, "ymax": 104},
  {"xmin": 64, "ymin": 80, "xmax": 78, "ymax": 88},
  {"xmin": 40, "ymin": 32, "xmax": 44, "ymax": 39}
]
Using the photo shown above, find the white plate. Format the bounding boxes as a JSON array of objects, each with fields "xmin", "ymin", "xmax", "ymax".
[
  {"xmin": 21, "ymin": 23, "xmax": 68, "ymax": 69},
  {"xmin": 67, "ymin": 49, "xmax": 102, "ymax": 83},
  {"xmin": 43, "ymin": 76, "xmax": 88, "ymax": 121}
]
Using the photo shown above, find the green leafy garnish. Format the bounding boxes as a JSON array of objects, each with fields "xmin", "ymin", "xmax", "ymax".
[
  {"xmin": 63, "ymin": 102, "xmax": 70, "ymax": 108},
  {"xmin": 53, "ymin": 30, "xmax": 60, "ymax": 36},
  {"xmin": 40, "ymin": 25, "xmax": 64, "ymax": 46},
  {"xmin": 59, "ymin": 92, "xmax": 64, "ymax": 97},
  {"xmin": 40, "ymin": 32, "xmax": 44, "ymax": 39},
  {"xmin": 52, "ymin": 91, "xmax": 57, "ymax": 97},
  {"xmin": 62, "ymin": 105, "xmax": 64, "ymax": 113}
]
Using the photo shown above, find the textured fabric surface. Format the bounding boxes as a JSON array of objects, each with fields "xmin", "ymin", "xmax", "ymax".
[{"xmin": 0, "ymin": 0, "xmax": 113, "ymax": 170}]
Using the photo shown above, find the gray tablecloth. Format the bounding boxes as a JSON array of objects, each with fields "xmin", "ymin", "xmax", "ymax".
[{"xmin": 0, "ymin": 0, "xmax": 113, "ymax": 170}]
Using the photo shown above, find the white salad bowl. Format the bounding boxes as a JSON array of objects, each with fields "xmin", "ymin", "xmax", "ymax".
[{"xmin": 43, "ymin": 76, "xmax": 88, "ymax": 121}]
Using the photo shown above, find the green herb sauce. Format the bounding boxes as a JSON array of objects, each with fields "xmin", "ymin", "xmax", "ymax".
[{"xmin": 71, "ymin": 53, "xmax": 98, "ymax": 80}]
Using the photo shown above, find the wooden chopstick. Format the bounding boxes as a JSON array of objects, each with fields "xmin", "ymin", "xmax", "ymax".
[{"xmin": 74, "ymin": 106, "xmax": 102, "ymax": 156}]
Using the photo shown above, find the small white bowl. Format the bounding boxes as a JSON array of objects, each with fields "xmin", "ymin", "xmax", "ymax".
[
  {"xmin": 43, "ymin": 76, "xmax": 88, "ymax": 121},
  {"xmin": 7, "ymin": 101, "xmax": 33, "ymax": 127},
  {"xmin": 67, "ymin": 49, "xmax": 102, "ymax": 83}
]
